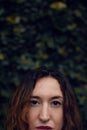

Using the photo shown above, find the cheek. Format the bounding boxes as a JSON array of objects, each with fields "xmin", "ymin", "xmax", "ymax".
[
  {"xmin": 53, "ymin": 109, "xmax": 64, "ymax": 128},
  {"xmin": 54, "ymin": 111, "xmax": 63, "ymax": 120},
  {"xmin": 27, "ymin": 109, "xmax": 38, "ymax": 123},
  {"xmin": 25, "ymin": 111, "xmax": 36, "ymax": 130}
]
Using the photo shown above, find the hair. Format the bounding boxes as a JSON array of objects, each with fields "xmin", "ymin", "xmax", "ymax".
[{"xmin": 6, "ymin": 66, "xmax": 82, "ymax": 130}]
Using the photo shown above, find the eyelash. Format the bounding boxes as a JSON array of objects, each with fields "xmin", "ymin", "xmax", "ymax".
[
  {"xmin": 30, "ymin": 100, "xmax": 62, "ymax": 107},
  {"xmin": 51, "ymin": 101, "xmax": 62, "ymax": 107},
  {"xmin": 30, "ymin": 100, "xmax": 40, "ymax": 106}
]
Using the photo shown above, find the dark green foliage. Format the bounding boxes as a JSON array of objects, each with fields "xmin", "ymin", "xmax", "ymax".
[{"xmin": 0, "ymin": 0, "xmax": 87, "ymax": 130}]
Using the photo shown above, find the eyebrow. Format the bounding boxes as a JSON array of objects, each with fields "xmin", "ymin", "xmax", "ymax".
[
  {"xmin": 30, "ymin": 96, "xmax": 63, "ymax": 100},
  {"xmin": 51, "ymin": 96, "xmax": 63, "ymax": 100}
]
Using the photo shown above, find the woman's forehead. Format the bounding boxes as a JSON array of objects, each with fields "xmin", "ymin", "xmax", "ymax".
[{"xmin": 31, "ymin": 77, "xmax": 63, "ymax": 98}]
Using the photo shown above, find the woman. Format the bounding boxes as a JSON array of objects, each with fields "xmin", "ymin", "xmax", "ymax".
[{"xmin": 6, "ymin": 66, "xmax": 82, "ymax": 130}]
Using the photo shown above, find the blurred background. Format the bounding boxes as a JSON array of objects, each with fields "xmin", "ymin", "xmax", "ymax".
[{"xmin": 0, "ymin": 0, "xmax": 87, "ymax": 130}]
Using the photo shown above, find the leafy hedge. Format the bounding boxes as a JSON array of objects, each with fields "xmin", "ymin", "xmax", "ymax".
[{"xmin": 0, "ymin": 0, "xmax": 87, "ymax": 130}]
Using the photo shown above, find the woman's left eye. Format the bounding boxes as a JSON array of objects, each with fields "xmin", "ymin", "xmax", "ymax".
[{"xmin": 51, "ymin": 101, "xmax": 61, "ymax": 107}]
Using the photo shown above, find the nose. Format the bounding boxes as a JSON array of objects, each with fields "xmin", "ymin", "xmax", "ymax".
[{"xmin": 39, "ymin": 103, "xmax": 50, "ymax": 122}]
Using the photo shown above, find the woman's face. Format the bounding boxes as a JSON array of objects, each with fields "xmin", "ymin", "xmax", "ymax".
[{"xmin": 27, "ymin": 77, "xmax": 64, "ymax": 130}]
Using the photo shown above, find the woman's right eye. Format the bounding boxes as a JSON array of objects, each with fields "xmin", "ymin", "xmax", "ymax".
[{"xmin": 30, "ymin": 100, "xmax": 40, "ymax": 106}]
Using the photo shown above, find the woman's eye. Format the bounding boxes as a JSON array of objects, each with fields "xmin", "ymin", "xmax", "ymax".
[
  {"xmin": 30, "ymin": 100, "xmax": 39, "ymax": 106},
  {"xmin": 51, "ymin": 101, "xmax": 61, "ymax": 107}
]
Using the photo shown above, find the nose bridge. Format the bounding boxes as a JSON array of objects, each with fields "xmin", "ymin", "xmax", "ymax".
[{"xmin": 39, "ymin": 102, "xmax": 50, "ymax": 121}]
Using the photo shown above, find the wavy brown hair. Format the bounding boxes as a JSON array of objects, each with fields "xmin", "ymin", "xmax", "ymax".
[{"xmin": 6, "ymin": 66, "xmax": 83, "ymax": 130}]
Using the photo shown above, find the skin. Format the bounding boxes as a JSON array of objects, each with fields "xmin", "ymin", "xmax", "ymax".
[{"xmin": 27, "ymin": 77, "xmax": 64, "ymax": 130}]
